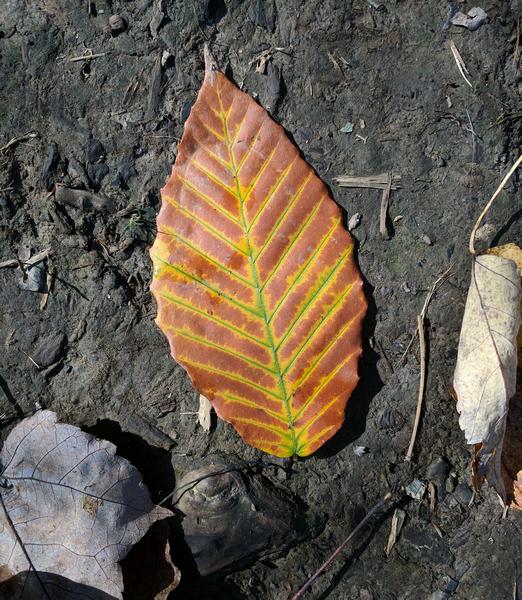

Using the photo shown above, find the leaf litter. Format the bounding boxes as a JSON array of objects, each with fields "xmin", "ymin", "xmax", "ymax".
[
  {"xmin": 453, "ymin": 156, "xmax": 522, "ymax": 510},
  {"xmin": 0, "ymin": 410, "xmax": 175, "ymax": 598}
]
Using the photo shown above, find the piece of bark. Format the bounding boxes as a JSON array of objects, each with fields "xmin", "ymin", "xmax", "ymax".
[{"xmin": 54, "ymin": 184, "xmax": 115, "ymax": 212}]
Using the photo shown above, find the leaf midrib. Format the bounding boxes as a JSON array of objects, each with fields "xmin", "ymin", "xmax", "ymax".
[{"xmin": 217, "ymin": 97, "xmax": 299, "ymax": 453}]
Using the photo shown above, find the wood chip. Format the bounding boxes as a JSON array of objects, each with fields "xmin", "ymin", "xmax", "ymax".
[
  {"xmin": 198, "ymin": 394, "xmax": 213, "ymax": 433},
  {"xmin": 385, "ymin": 508, "xmax": 406, "ymax": 556}
]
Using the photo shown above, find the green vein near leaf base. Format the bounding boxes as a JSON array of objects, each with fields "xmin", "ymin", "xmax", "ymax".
[{"xmin": 217, "ymin": 95, "xmax": 300, "ymax": 455}]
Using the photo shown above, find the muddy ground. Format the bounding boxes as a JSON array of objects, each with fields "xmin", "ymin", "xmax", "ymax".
[{"xmin": 1, "ymin": 0, "xmax": 521, "ymax": 598}]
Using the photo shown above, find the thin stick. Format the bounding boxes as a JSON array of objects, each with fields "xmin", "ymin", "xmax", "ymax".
[
  {"xmin": 291, "ymin": 492, "xmax": 392, "ymax": 600},
  {"xmin": 69, "ymin": 51, "xmax": 107, "ymax": 63},
  {"xmin": 0, "ymin": 131, "xmax": 38, "ymax": 154},
  {"xmin": 469, "ymin": 155, "xmax": 522, "ymax": 255},
  {"xmin": 379, "ymin": 172, "xmax": 392, "ymax": 240},
  {"xmin": 449, "ymin": 41, "xmax": 473, "ymax": 88},
  {"xmin": 335, "ymin": 173, "xmax": 401, "ymax": 190},
  {"xmin": 405, "ymin": 314, "xmax": 427, "ymax": 462}
]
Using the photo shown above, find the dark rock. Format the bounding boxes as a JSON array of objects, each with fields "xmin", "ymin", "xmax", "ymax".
[
  {"xmin": 87, "ymin": 162, "xmax": 109, "ymax": 190},
  {"xmin": 112, "ymin": 162, "xmax": 137, "ymax": 189},
  {"xmin": 41, "ymin": 143, "xmax": 59, "ymax": 191},
  {"xmin": 85, "ymin": 137, "xmax": 105, "ymax": 163},
  {"xmin": 265, "ymin": 61, "xmax": 281, "ymax": 113},
  {"xmin": 173, "ymin": 463, "xmax": 321, "ymax": 576},
  {"xmin": 399, "ymin": 525, "xmax": 452, "ymax": 566},
  {"xmin": 426, "ymin": 457, "xmax": 450, "ymax": 482},
  {"xmin": 453, "ymin": 483, "xmax": 473, "ymax": 506},
  {"xmin": 32, "ymin": 332, "xmax": 67, "ymax": 367}
]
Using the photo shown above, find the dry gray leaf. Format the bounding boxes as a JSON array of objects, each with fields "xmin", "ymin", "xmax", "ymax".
[
  {"xmin": 454, "ymin": 250, "xmax": 521, "ymax": 505},
  {"xmin": 0, "ymin": 410, "xmax": 173, "ymax": 599}
]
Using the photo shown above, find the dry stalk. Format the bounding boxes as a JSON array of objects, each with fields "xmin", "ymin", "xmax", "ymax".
[
  {"xmin": 380, "ymin": 172, "xmax": 392, "ymax": 240},
  {"xmin": 469, "ymin": 155, "xmax": 522, "ymax": 255},
  {"xmin": 291, "ymin": 492, "xmax": 392, "ymax": 600},
  {"xmin": 405, "ymin": 314, "xmax": 427, "ymax": 462},
  {"xmin": 335, "ymin": 173, "xmax": 401, "ymax": 190}
]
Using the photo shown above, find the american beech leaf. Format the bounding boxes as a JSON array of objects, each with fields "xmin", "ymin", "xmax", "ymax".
[
  {"xmin": 453, "ymin": 243, "xmax": 521, "ymax": 507},
  {"xmin": 150, "ymin": 48, "xmax": 366, "ymax": 457},
  {"xmin": 0, "ymin": 410, "xmax": 174, "ymax": 598}
]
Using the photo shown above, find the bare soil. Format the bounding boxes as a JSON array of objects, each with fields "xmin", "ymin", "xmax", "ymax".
[{"xmin": 1, "ymin": 1, "xmax": 521, "ymax": 599}]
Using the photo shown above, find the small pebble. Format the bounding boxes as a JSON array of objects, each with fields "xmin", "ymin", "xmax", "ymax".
[
  {"xmin": 420, "ymin": 233, "xmax": 433, "ymax": 246},
  {"xmin": 348, "ymin": 212, "xmax": 362, "ymax": 231}
]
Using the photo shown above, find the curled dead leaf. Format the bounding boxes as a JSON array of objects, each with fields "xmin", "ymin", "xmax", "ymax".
[{"xmin": 454, "ymin": 244, "xmax": 521, "ymax": 508}]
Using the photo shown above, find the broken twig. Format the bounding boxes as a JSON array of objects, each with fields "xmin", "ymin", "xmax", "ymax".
[
  {"xmin": 335, "ymin": 173, "xmax": 401, "ymax": 190},
  {"xmin": 0, "ymin": 132, "xmax": 38, "ymax": 154},
  {"xmin": 405, "ymin": 314, "xmax": 426, "ymax": 462},
  {"xmin": 404, "ymin": 265, "xmax": 453, "ymax": 461},
  {"xmin": 469, "ymin": 155, "xmax": 522, "ymax": 255},
  {"xmin": 69, "ymin": 50, "xmax": 107, "ymax": 63},
  {"xmin": 291, "ymin": 492, "xmax": 392, "ymax": 600},
  {"xmin": 380, "ymin": 172, "xmax": 392, "ymax": 240}
]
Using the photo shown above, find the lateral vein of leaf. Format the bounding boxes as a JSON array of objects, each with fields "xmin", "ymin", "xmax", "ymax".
[
  {"xmin": 231, "ymin": 417, "xmax": 292, "ymax": 440},
  {"xmin": 294, "ymin": 350, "xmax": 357, "ymax": 428},
  {"xmin": 282, "ymin": 283, "xmax": 357, "ymax": 375},
  {"xmin": 247, "ymin": 160, "xmax": 295, "ymax": 232},
  {"xmin": 177, "ymin": 174, "xmax": 241, "ymax": 226},
  {"xmin": 267, "ymin": 220, "xmax": 341, "ymax": 319},
  {"xmin": 223, "ymin": 393, "xmax": 288, "ymax": 424},
  {"xmin": 199, "ymin": 120, "xmax": 226, "ymax": 143},
  {"xmin": 243, "ymin": 145, "xmax": 280, "ymax": 206},
  {"xmin": 296, "ymin": 422, "xmax": 337, "ymax": 455},
  {"xmin": 180, "ymin": 358, "xmax": 282, "ymax": 400},
  {"xmin": 173, "ymin": 328, "xmax": 276, "ymax": 374},
  {"xmin": 292, "ymin": 309, "xmax": 362, "ymax": 388},
  {"xmin": 157, "ymin": 227, "xmax": 255, "ymax": 288},
  {"xmin": 236, "ymin": 117, "xmax": 266, "ymax": 172},
  {"xmin": 159, "ymin": 203, "xmax": 247, "ymax": 256},
  {"xmin": 217, "ymin": 92, "xmax": 298, "ymax": 451},
  {"xmin": 197, "ymin": 139, "xmax": 233, "ymax": 171},
  {"xmin": 154, "ymin": 256, "xmax": 262, "ymax": 318},
  {"xmin": 276, "ymin": 247, "xmax": 353, "ymax": 352},
  {"xmin": 192, "ymin": 159, "xmax": 238, "ymax": 196},
  {"xmin": 157, "ymin": 291, "xmax": 270, "ymax": 348},
  {"xmin": 252, "ymin": 173, "xmax": 312, "ymax": 256},
  {"xmin": 5, "ymin": 476, "xmax": 150, "ymax": 512},
  {"xmin": 261, "ymin": 198, "xmax": 325, "ymax": 293}
]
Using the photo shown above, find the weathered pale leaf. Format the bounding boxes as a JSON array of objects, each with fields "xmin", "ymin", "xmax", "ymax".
[
  {"xmin": 454, "ymin": 245, "xmax": 521, "ymax": 506},
  {"xmin": 150, "ymin": 48, "xmax": 366, "ymax": 457},
  {"xmin": 0, "ymin": 410, "xmax": 174, "ymax": 599}
]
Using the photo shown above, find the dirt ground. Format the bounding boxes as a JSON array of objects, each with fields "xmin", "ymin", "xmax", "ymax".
[{"xmin": 1, "ymin": 1, "xmax": 521, "ymax": 599}]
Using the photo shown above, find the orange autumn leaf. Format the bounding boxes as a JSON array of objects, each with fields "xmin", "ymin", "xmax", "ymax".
[{"xmin": 150, "ymin": 48, "xmax": 366, "ymax": 457}]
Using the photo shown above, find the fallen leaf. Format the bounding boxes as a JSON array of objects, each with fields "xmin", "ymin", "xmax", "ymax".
[
  {"xmin": 198, "ymin": 394, "xmax": 213, "ymax": 432},
  {"xmin": 454, "ymin": 243, "xmax": 521, "ymax": 507},
  {"xmin": 0, "ymin": 410, "xmax": 174, "ymax": 598},
  {"xmin": 150, "ymin": 47, "xmax": 366, "ymax": 457}
]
